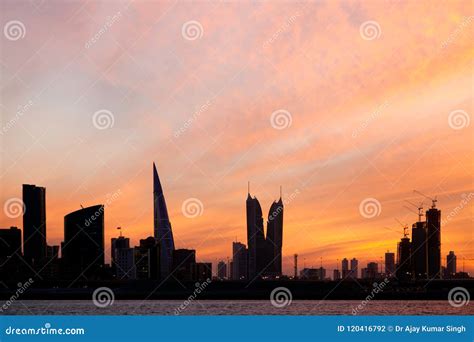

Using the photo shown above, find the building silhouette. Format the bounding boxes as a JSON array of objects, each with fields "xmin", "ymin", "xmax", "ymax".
[
  {"xmin": 384, "ymin": 251, "xmax": 395, "ymax": 277},
  {"xmin": 426, "ymin": 206, "xmax": 441, "ymax": 278},
  {"xmin": 134, "ymin": 236, "xmax": 160, "ymax": 280},
  {"xmin": 153, "ymin": 163, "xmax": 175, "ymax": 279},
  {"xmin": 62, "ymin": 205, "xmax": 104, "ymax": 278},
  {"xmin": 396, "ymin": 235, "xmax": 411, "ymax": 280},
  {"xmin": 446, "ymin": 251, "xmax": 456, "ymax": 279},
  {"xmin": 341, "ymin": 258, "xmax": 349, "ymax": 278},
  {"xmin": 366, "ymin": 262, "xmax": 379, "ymax": 279},
  {"xmin": 350, "ymin": 258, "xmax": 358, "ymax": 279},
  {"xmin": 411, "ymin": 221, "xmax": 427, "ymax": 279},
  {"xmin": 172, "ymin": 249, "xmax": 196, "ymax": 281},
  {"xmin": 22, "ymin": 184, "xmax": 47, "ymax": 267},
  {"xmin": 266, "ymin": 196, "xmax": 283, "ymax": 277},
  {"xmin": 246, "ymin": 191, "xmax": 266, "ymax": 279},
  {"xmin": 232, "ymin": 242, "xmax": 247, "ymax": 280},
  {"xmin": 333, "ymin": 269, "xmax": 341, "ymax": 280},
  {"xmin": 217, "ymin": 260, "xmax": 227, "ymax": 279},
  {"xmin": 0, "ymin": 227, "xmax": 22, "ymax": 278},
  {"xmin": 112, "ymin": 236, "xmax": 136, "ymax": 279}
]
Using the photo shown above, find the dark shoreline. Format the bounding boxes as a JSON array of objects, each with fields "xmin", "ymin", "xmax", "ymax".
[{"xmin": 1, "ymin": 279, "xmax": 472, "ymax": 300}]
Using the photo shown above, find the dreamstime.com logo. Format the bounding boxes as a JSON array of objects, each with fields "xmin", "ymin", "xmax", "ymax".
[
  {"xmin": 270, "ymin": 287, "xmax": 292, "ymax": 308},
  {"xmin": 359, "ymin": 20, "xmax": 381, "ymax": 41},
  {"xmin": 359, "ymin": 197, "xmax": 382, "ymax": 219},
  {"xmin": 448, "ymin": 109, "xmax": 470, "ymax": 130},
  {"xmin": 92, "ymin": 287, "xmax": 115, "ymax": 308},
  {"xmin": 448, "ymin": 287, "xmax": 470, "ymax": 308},
  {"xmin": 181, "ymin": 20, "xmax": 203, "ymax": 41},
  {"xmin": 92, "ymin": 109, "xmax": 115, "ymax": 130},
  {"xmin": 5, "ymin": 323, "xmax": 85, "ymax": 336},
  {"xmin": 3, "ymin": 198, "xmax": 25, "ymax": 218},
  {"xmin": 181, "ymin": 198, "xmax": 204, "ymax": 218},
  {"xmin": 3, "ymin": 20, "xmax": 26, "ymax": 41},
  {"xmin": 270, "ymin": 109, "xmax": 292, "ymax": 130}
]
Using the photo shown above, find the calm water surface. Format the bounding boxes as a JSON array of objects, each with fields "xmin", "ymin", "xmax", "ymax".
[{"xmin": 4, "ymin": 300, "xmax": 473, "ymax": 315}]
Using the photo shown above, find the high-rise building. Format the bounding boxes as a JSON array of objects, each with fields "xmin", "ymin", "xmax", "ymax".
[
  {"xmin": 246, "ymin": 191, "xmax": 266, "ymax": 279},
  {"xmin": 172, "ymin": 249, "xmax": 196, "ymax": 281},
  {"xmin": 23, "ymin": 184, "xmax": 47, "ymax": 267},
  {"xmin": 232, "ymin": 242, "xmax": 248, "ymax": 280},
  {"xmin": 62, "ymin": 205, "xmax": 105, "ymax": 278},
  {"xmin": 300, "ymin": 267, "xmax": 325, "ymax": 280},
  {"xmin": 426, "ymin": 207, "xmax": 441, "ymax": 279},
  {"xmin": 396, "ymin": 236, "xmax": 411, "ymax": 280},
  {"xmin": 111, "ymin": 236, "xmax": 136, "ymax": 279},
  {"xmin": 192, "ymin": 262, "xmax": 212, "ymax": 282},
  {"xmin": 367, "ymin": 262, "xmax": 378, "ymax": 279},
  {"xmin": 385, "ymin": 251, "xmax": 395, "ymax": 277},
  {"xmin": 333, "ymin": 269, "xmax": 341, "ymax": 280},
  {"xmin": 0, "ymin": 227, "xmax": 22, "ymax": 278},
  {"xmin": 341, "ymin": 258, "xmax": 349, "ymax": 278},
  {"xmin": 411, "ymin": 221, "xmax": 427, "ymax": 279},
  {"xmin": 134, "ymin": 236, "xmax": 160, "ymax": 280},
  {"xmin": 446, "ymin": 251, "xmax": 456, "ymax": 278},
  {"xmin": 217, "ymin": 260, "xmax": 227, "ymax": 279},
  {"xmin": 350, "ymin": 258, "xmax": 358, "ymax": 279},
  {"xmin": 266, "ymin": 197, "xmax": 283, "ymax": 277},
  {"xmin": 153, "ymin": 163, "xmax": 175, "ymax": 279}
]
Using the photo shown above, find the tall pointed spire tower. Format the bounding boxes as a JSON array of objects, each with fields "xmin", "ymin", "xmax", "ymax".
[{"xmin": 153, "ymin": 162, "xmax": 175, "ymax": 278}]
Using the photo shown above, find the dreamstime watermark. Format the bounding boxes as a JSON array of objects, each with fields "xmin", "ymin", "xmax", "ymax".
[
  {"xmin": 448, "ymin": 109, "xmax": 470, "ymax": 130},
  {"xmin": 85, "ymin": 10, "xmax": 124, "ymax": 49},
  {"xmin": 262, "ymin": 10, "xmax": 303, "ymax": 48},
  {"xmin": 181, "ymin": 20, "xmax": 203, "ymax": 41},
  {"xmin": 440, "ymin": 16, "xmax": 474, "ymax": 50},
  {"xmin": 359, "ymin": 20, "xmax": 381, "ymax": 41},
  {"xmin": 352, "ymin": 278, "xmax": 390, "ymax": 315},
  {"xmin": 448, "ymin": 287, "xmax": 470, "ymax": 308},
  {"xmin": 352, "ymin": 99, "xmax": 390, "ymax": 138},
  {"xmin": 270, "ymin": 287, "xmax": 292, "ymax": 308},
  {"xmin": 92, "ymin": 287, "xmax": 115, "ymax": 308},
  {"xmin": 0, "ymin": 278, "xmax": 34, "ymax": 313},
  {"xmin": 442, "ymin": 192, "xmax": 473, "ymax": 226},
  {"xmin": 269, "ymin": 188, "xmax": 300, "ymax": 221},
  {"xmin": 270, "ymin": 109, "xmax": 292, "ymax": 130},
  {"xmin": 84, "ymin": 189, "xmax": 122, "ymax": 227},
  {"xmin": 174, "ymin": 99, "xmax": 213, "ymax": 138},
  {"xmin": 5, "ymin": 323, "xmax": 85, "ymax": 336},
  {"xmin": 181, "ymin": 198, "xmax": 204, "ymax": 218},
  {"xmin": 359, "ymin": 197, "xmax": 382, "ymax": 219},
  {"xmin": 3, "ymin": 198, "xmax": 25, "ymax": 218},
  {"xmin": 3, "ymin": 20, "xmax": 26, "ymax": 41},
  {"xmin": 0, "ymin": 100, "xmax": 34, "ymax": 136},
  {"xmin": 92, "ymin": 109, "xmax": 115, "ymax": 130},
  {"xmin": 174, "ymin": 278, "xmax": 211, "ymax": 315}
]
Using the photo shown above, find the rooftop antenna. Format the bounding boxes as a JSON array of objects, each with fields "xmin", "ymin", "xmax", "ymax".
[
  {"xmin": 248, "ymin": 181, "xmax": 250, "ymax": 195},
  {"xmin": 80, "ymin": 204, "xmax": 84, "ymax": 209},
  {"xmin": 413, "ymin": 190, "xmax": 437, "ymax": 209},
  {"xmin": 117, "ymin": 226, "xmax": 122, "ymax": 237}
]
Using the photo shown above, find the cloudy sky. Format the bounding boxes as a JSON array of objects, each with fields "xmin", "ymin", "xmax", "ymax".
[{"xmin": 1, "ymin": 0, "xmax": 472, "ymax": 276}]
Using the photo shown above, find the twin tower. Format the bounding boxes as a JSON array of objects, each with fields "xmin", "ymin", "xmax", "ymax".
[{"xmin": 246, "ymin": 184, "xmax": 284, "ymax": 279}]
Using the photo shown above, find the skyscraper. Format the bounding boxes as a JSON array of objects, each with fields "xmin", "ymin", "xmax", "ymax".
[
  {"xmin": 385, "ymin": 251, "xmax": 395, "ymax": 277},
  {"xmin": 350, "ymin": 258, "xmax": 358, "ymax": 279},
  {"xmin": 411, "ymin": 221, "xmax": 427, "ymax": 279},
  {"xmin": 217, "ymin": 260, "xmax": 227, "ymax": 279},
  {"xmin": 341, "ymin": 258, "xmax": 349, "ymax": 278},
  {"xmin": 266, "ymin": 196, "xmax": 283, "ymax": 277},
  {"xmin": 232, "ymin": 242, "xmax": 248, "ymax": 280},
  {"xmin": 446, "ymin": 251, "xmax": 456, "ymax": 278},
  {"xmin": 153, "ymin": 163, "xmax": 175, "ymax": 279},
  {"xmin": 396, "ymin": 236, "xmax": 411, "ymax": 281},
  {"xmin": 426, "ymin": 207, "xmax": 441, "ymax": 279},
  {"xmin": 62, "ymin": 205, "xmax": 105, "ymax": 278},
  {"xmin": 246, "ymin": 191, "xmax": 265, "ymax": 279},
  {"xmin": 22, "ymin": 184, "xmax": 47, "ymax": 266}
]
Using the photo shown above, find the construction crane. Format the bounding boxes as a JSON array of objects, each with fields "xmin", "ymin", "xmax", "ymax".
[
  {"xmin": 414, "ymin": 190, "xmax": 437, "ymax": 209},
  {"xmin": 404, "ymin": 199, "xmax": 424, "ymax": 221},
  {"xmin": 395, "ymin": 218, "xmax": 409, "ymax": 238}
]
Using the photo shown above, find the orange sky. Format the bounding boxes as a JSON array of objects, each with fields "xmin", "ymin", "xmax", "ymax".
[{"xmin": 1, "ymin": 0, "xmax": 473, "ymax": 276}]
